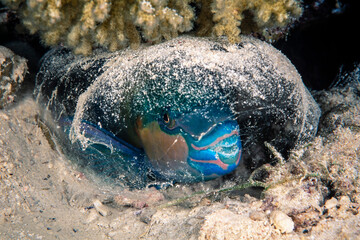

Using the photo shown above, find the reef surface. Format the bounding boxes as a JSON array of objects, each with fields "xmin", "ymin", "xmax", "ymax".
[{"xmin": 0, "ymin": 47, "xmax": 359, "ymax": 239}]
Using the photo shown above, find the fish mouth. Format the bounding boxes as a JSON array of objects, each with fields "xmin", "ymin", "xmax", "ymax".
[{"xmin": 187, "ymin": 121, "xmax": 242, "ymax": 175}]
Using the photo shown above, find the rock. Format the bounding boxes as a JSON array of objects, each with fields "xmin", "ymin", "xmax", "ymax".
[
  {"xmin": 291, "ymin": 207, "xmax": 321, "ymax": 231},
  {"xmin": 249, "ymin": 210, "xmax": 266, "ymax": 221},
  {"xmin": 199, "ymin": 209, "xmax": 273, "ymax": 240},
  {"xmin": 139, "ymin": 208, "xmax": 156, "ymax": 224},
  {"xmin": 0, "ymin": 46, "xmax": 27, "ymax": 108},
  {"xmin": 325, "ymin": 197, "xmax": 338, "ymax": 210},
  {"xmin": 93, "ymin": 199, "xmax": 111, "ymax": 217},
  {"xmin": 270, "ymin": 210, "xmax": 294, "ymax": 234},
  {"xmin": 337, "ymin": 196, "xmax": 352, "ymax": 219},
  {"xmin": 264, "ymin": 179, "xmax": 324, "ymax": 214},
  {"xmin": 338, "ymin": 196, "xmax": 351, "ymax": 206}
]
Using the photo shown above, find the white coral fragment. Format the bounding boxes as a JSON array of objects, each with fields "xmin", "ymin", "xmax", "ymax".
[{"xmin": 270, "ymin": 210, "xmax": 294, "ymax": 234}]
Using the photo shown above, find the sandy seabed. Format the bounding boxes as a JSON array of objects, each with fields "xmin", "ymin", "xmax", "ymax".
[{"xmin": 0, "ymin": 78, "xmax": 360, "ymax": 239}]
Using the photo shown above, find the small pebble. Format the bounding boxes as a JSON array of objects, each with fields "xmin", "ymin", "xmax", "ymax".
[
  {"xmin": 93, "ymin": 199, "xmax": 111, "ymax": 217},
  {"xmin": 139, "ymin": 208, "xmax": 156, "ymax": 224},
  {"xmin": 249, "ymin": 211, "xmax": 266, "ymax": 221},
  {"xmin": 270, "ymin": 210, "xmax": 294, "ymax": 234},
  {"xmin": 134, "ymin": 210, "xmax": 142, "ymax": 216},
  {"xmin": 325, "ymin": 197, "xmax": 338, "ymax": 209},
  {"xmin": 84, "ymin": 208, "xmax": 99, "ymax": 224}
]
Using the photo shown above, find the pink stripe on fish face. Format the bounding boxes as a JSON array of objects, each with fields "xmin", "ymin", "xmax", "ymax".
[
  {"xmin": 191, "ymin": 130, "xmax": 239, "ymax": 151},
  {"xmin": 189, "ymin": 150, "xmax": 241, "ymax": 171}
]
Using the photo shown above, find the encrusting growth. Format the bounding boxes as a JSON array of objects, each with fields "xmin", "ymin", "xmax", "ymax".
[{"xmin": 1, "ymin": 0, "xmax": 302, "ymax": 54}]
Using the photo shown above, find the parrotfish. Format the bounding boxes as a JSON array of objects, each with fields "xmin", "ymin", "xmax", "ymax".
[{"xmin": 35, "ymin": 36, "xmax": 320, "ymax": 188}]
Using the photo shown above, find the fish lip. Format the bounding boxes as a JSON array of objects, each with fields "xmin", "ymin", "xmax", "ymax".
[
  {"xmin": 190, "ymin": 129, "xmax": 240, "ymax": 151},
  {"xmin": 175, "ymin": 111, "xmax": 235, "ymax": 140},
  {"xmin": 187, "ymin": 120, "xmax": 242, "ymax": 172},
  {"xmin": 189, "ymin": 149, "xmax": 242, "ymax": 171}
]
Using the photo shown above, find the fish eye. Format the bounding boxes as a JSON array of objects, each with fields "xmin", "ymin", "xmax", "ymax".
[
  {"xmin": 161, "ymin": 112, "xmax": 176, "ymax": 129},
  {"xmin": 163, "ymin": 113, "xmax": 170, "ymax": 123}
]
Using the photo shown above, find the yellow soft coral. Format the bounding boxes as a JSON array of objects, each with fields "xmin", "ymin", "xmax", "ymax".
[
  {"xmin": 1, "ymin": 0, "xmax": 302, "ymax": 55},
  {"xmin": 211, "ymin": 0, "xmax": 243, "ymax": 43},
  {"xmin": 131, "ymin": 0, "xmax": 192, "ymax": 43},
  {"xmin": 210, "ymin": 0, "xmax": 302, "ymax": 43}
]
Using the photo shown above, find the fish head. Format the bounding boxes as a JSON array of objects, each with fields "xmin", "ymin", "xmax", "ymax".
[
  {"xmin": 130, "ymin": 64, "xmax": 242, "ymax": 182},
  {"xmin": 135, "ymin": 103, "xmax": 242, "ymax": 182}
]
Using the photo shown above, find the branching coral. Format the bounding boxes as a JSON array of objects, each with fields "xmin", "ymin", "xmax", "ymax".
[
  {"xmin": 1, "ymin": 0, "xmax": 302, "ymax": 54},
  {"xmin": 210, "ymin": 0, "xmax": 302, "ymax": 42}
]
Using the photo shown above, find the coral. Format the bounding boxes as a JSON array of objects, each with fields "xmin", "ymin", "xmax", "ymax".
[
  {"xmin": 261, "ymin": 70, "xmax": 360, "ymax": 211},
  {"xmin": 0, "ymin": 0, "xmax": 302, "ymax": 55},
  {"xmin": 199, "ymin": 208, "xmax": 274, "ymax": 239},
  {"xmin": 210, "ymin": 0, "xmax": 302, "ymax": 43},
  {"xmin": 0, "ymin": 46, "xmax": 27, "ymax": 108}
]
